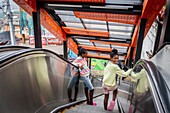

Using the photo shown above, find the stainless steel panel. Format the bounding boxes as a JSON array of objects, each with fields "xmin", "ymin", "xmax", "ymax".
[
  {"xmin": 0, "ymin": 51, "xmax": 102, "ymax": 113},
  {"xmin": 123, "ymin": 64, "xmax": 157, "ymax": 113}
]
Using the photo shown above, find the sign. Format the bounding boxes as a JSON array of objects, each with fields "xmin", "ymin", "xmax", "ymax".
[
  {"xmin": 42, "ymin": 37, "xmax": 47, "ymax": 45},
  {"xmin": 29, "ymin": 36, "xmax": 35, "ymax": 45},
  {"xmin": 29, "ymin": 36, "xmax": 47, "ymax": 45},
  {"xmin": 67, "ymin": 38, "xmax": 78, "ymax": 55},
  {"xmin": 47, "ymin": 38, "xmax": 62, "ymax": 45}
]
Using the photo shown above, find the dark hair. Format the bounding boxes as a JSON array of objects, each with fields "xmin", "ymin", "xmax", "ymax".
[
  {"xmin": 110, "ymin": 49, "xmax": 118, "ymax": 58},
  {"xmin": 78, "ymin": 47, "xmax": 87, "ymax": 56}
]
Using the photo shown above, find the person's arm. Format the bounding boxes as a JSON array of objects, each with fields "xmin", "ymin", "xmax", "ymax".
[
  {"xmin": 131, "ymin": 69, "xmax": 145, "ymax": 80},
  {"xmin": 114, "ymin": 65, "xmax": 132, "ymax": 77}
]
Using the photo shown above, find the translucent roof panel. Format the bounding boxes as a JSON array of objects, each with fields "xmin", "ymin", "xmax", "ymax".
[
  {"xmin": 76, "ymin": 39, "xmax": 90, "ymax": 43},
  {"xmin": 55, "ymin": 10, "xmax": 74, "ymax": 16},
  {"xmin": 80, "ymin": 43, "xmax": 94, "ymax": 46},
  {"xmin": 77, "ymin": 39, "xmax": 94, "ymax": 46},
  {"xmin": 94, "ymin": 42, "xmax": 110, "ymax": 48},
  {"xmin": 88, "ymin": 51, "xmax": 99, "ymax": 55},
  {"xmin": 82, "ymin": 19, "xmax": 106, "ymax": 24},
  {"xmin": 85, "ymin": 24, "xmax": 107, "ymax": 31},
  {"xmin": 108, "ymin": 22, "xmax": 134, "ymax": 27},
  {"xmin": 64, "ymin": 22, "xmax": 84, "ymax": 29},
  {"xmin": 99, "ymin": 54, "xmax": 110, "ymax": 57},
  {"xmin": 112, "ymin": 45, "xmax": 128, "ymax": 49},
  {"xmin": 109, "ymin": 25, "xmax": 133, "ymax": 31},
  {"xmin": 116, "ymin": 48, "xmax": 127, "ymax": 53},
  {"xmin": 58, "ymin": 15, "xmax": 81, "ymax": 23},
  {"xmin": 109, "ymin": 34, "xmax": 131, "ymax": 39},
  {"xmin": 90, "ymin": 5, "xmax": 133, "ymax": 10},
  {"xmin": 106, "ymin": 0, "xmax": 142, "ymax": 4},
  {"xmin": 119, "ymin": 57, "xmax": 125, "ymax": 60},
  {"xmin": 110, "ymin": 31, "xmax": 131, "ymax": 37}
]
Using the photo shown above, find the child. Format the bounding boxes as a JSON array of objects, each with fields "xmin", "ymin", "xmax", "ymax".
[
  {"xmin": 103, "ymin": 49, "xmax": 132, "ymax": 111},
  {"xmin": 67, "ymin": 47, "xmax": 95, "ymax": 105}
]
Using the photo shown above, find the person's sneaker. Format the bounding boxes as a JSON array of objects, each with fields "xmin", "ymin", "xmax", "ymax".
[
  {"xmin": 87, "ymin": 102, "xmax": 97, "ymax": 106},
  {"xmin": 107, "ymin": 101, "xmax": 115, "ymax": 111}
]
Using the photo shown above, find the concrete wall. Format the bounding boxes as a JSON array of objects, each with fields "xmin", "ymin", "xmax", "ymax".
[
  {"xmin": 141, "ymin": 22, "xmax": 158, "ymax": 60},
  {"xmin": 151, "ymin": 45, "xmax": 170, "ymax": 87}
]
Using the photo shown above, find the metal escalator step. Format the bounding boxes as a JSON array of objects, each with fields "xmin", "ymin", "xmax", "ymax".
[{"xmin": 65, "ymin": 94, "xmax": 118, "ymax": 113}]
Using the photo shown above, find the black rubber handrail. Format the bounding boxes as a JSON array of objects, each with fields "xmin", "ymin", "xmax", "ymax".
[
  {"xmin": 155, "ymin": 42, "xmax": 170, "ymax": 55},
  {"xmin": 0, "ymin": 48, "xmax": 78, "ymax": 69},
  {"xmin": 117, "ymin": 96, "xmax": 125, "ymax": 113},
  {"xmin": 0, "ymin": 45, "xmax": 30, "ymax": 50},
  {"xmin": 136, "ymin": 59, "xmax": 170, "ymax": 113}
]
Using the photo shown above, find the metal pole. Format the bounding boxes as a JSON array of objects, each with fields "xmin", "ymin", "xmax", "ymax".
[
  {"xmin": 32, "ymin": 1, "xmax": 42, "ymax": 48},
  {"xmin": 134, "ymin": 19, "xmax": 147, "ymax": 63},
  {"xmin": 6, "ymin": 0, "xmax": 15, "ymax": 45},
  {"xmin": 89, "ymin": 58, "xmax": 91, "ymax": 69},
  {"xmin": 153, "ymin": 22, "xmax": 162, "ymax": 55},
  {"xmin": 128, "ymin": 47, "xmax": 134, "ymax": 67},
  {"xmin": 158, "ymin": 0, "xmax": 170, "ymax": 49},
  {"xmin": 63, "ymin": 38, "xmax": 68, "ymax": 60}
]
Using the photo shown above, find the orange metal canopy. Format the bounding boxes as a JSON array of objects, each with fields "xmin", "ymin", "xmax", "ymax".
[
  {"xmin": 74, "ymin": 11, "xmax": 138, "ymax": 25},
  {"xmin": 87, "ymin": 54, "xmax": 110, "ymax": 60},
  {"xmin": 13, "ymin": 0, "xmax": 166, "ymax": 62},
  {"xmin": 79, "ymin": 45, "xmax": 112, "ymax": 52},
  {"xmin": 62, "ymin": 27, "xmax": 110, "ymax": 37}
]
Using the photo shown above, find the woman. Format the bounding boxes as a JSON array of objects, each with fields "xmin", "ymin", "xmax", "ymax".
[
  {"xmin": 67, "ymin": 47, "xmax": 95, "ymax": 105},
  {"xmin": 103, "ymin": 49, "xmax": 132, "ymax": 111}
]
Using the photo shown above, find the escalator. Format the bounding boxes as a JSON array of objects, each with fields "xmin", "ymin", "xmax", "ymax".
[
  {"xmin": 0, "ymin": 47, "xmax": 105, "ymax": 113},
  {"xmin": 0, "ymin": 46, "xmax": 169, "ymax": 113},
  {"xmin": 117, "ymin": 60, "xmax": 170, "ymax": 113}
]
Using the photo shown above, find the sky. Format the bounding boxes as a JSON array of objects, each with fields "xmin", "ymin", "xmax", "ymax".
[{"xmin": 0, "ymin": 0, "xmax": 19, "ymax": 18}]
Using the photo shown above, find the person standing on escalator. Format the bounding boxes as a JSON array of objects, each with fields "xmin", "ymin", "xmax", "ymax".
[
  {"xmin": 67, "ymin": 47, "xmax": 96, "ymax": 105},
  {"xmin": 103, "ymin": 49, "xmax": 132, "ymax": 111}
]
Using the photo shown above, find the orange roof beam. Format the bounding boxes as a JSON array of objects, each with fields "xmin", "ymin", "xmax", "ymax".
[
  {"xmin": 89, "ymin": 40, "xmax": 130, "ymax": 47},
  {"xmin": 62, "ymin": 27, "xmax": 109, "ymax": 37},
  {"xmin": 74, "ymin": 12, "xmax": 139, "ymax": 25},
  {"xmin": 97, "ymin": 52, "xmax": 126, "ymax": 58},
  {"xmin": 79, "ymin": 45, "xmax": 112, "ymax": 52},
  {"xmin": 87, "ymin": 54, "xmax": 110, "ymax": 60}
]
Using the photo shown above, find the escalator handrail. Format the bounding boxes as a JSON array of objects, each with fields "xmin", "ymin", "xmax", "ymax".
[
  {"xmin": 117, "ymin": 96, "xmax": 125, "ymax": 113},
  {"xmin": 155, "ymin": 42, "xmax": 170, "ymax": 55},
  {"xmin": 0, "ymin": 48, "xmax": 78, "ymax": 69},
  {"xmin": 136, "ymin": 59, "xmax": 170, "ymax": 113},
  {"xmin": 0, "ymin": 45, "xmax": 30, "ymax": 50}
]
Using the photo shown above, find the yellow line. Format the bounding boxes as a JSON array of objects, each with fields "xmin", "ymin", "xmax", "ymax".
[
  {"xmin": 68, "ymin": 106, "xmax": 73, "ymax": 110},
  {"xmin": 62, "ymin": 109, "xmax": 66, "ymax": 113},
  {"xmin": 74, "ymin": 105, "xmax": 77, "ymax": 107}
]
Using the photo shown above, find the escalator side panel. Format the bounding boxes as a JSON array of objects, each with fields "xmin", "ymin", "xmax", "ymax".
[{"xmin": 0, "ymin": 54, "xmax": 86, "ymax": 113}]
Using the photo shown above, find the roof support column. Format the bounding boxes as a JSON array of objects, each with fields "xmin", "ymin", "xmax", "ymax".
[
  {"xmin": 134, "ymin": 18, "xmax": 147, "ymax": 63},
  {"xmin": 158, "ymin": 0, "xmax": 170, "ymax": 49},
  {"xmin": 128, "ymin": 47, "xmax": 134, "ymax": 67},
  {"xmin": 32, "ymin": 0, "xmax": 42, "ymax": 48},
  {"xmin": 153, "ymin": 22, "xmax": 162, "ymax": 55},
  {"xmin": 63, "ymin": 37, "xmax": 68, "ymax": 60},
  {"xmin": 89, "ymin": 58, "xmax": 91, "ymax": 70}
]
